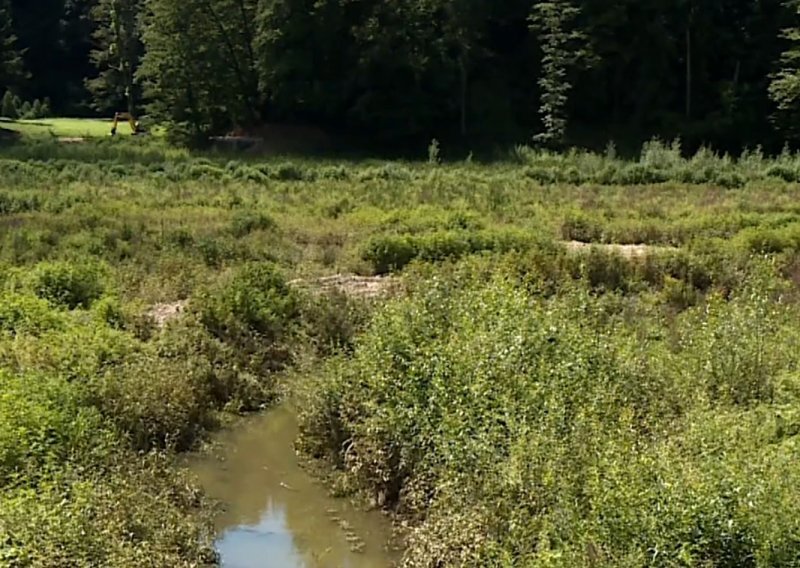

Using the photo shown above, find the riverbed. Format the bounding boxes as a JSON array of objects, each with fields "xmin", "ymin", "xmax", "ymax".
[{"xmin": 188, "ymin": 405, "xmax": 399, "ymax": 568}]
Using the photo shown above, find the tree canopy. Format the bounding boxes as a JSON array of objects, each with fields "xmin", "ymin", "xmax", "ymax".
[{"xmin": 3, "ymin": 0, "xmax": 800, "ymax": 152}]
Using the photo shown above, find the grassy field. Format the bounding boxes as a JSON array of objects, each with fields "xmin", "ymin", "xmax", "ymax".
[
  {"xmin": 0, "ymin": 117, "xmax": 121, "ymax": 138},
  {"xmin": 2, "ymin": 137, "xmax": 800, "ymax": 566}
]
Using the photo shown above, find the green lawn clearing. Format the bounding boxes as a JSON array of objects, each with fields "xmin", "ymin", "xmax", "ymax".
[{"xmin": 0, "ymin": 117, "xmax": 131, "ymax": 139}]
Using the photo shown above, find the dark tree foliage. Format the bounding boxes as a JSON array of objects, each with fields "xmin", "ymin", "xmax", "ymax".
[
  {"xmin": 87, "ymin": 0, "xmax": 144, "ymax": 114},
  {"xmin": 4, "ymin": 0, "xmax": 800, "ymax": 151},
  {"xmin": 137, "ymin": 0, "xmax": 259, "ymax": 141},
  {"xmin": 0, "ymin": 0, "xmax": 24, "ymax": 94},
  {"xmin": 10, "ymin": 0, "xmax": 94, "ymax": 114}
]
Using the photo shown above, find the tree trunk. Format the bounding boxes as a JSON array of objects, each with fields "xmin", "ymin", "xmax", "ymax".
[{"xmin": 126, "ymin": 80, "xmax": 133, "ymax": 115}]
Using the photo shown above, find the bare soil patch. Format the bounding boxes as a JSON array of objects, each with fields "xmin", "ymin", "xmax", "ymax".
[
  {"xmin": 147, "ymin": 300, "xmax": 189, "ymax": 328},
  {"xmin": 565, "ymin": 240, "xmax": 676, "ymax": 259},
  {"xmin": 289, "ymin": 274, "xmax": 399, "ymax": 299}
]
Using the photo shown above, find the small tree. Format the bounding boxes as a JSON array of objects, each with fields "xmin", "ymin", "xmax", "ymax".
[
  {"xmin": 30, "ymin": 99, "xmax": 42, "ymax": 119},
  {"xmin": 770, "ymin": 2, "xmax": 800, "ymax": 139},
  {"xmin": 1, "ymin": 90, "xmax": 17, "ymax": 118},
  {"xmin": 529, "ymin": 0, "xmax": 586, "ymax": 148},
  {"xmin": 18, "ymin": 100, "xmax": 31, "ymax": 118}
]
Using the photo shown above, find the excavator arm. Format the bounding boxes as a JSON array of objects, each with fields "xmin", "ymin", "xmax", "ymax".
[{"xmin": 110, "ymin": 112, "xmax": 144, "ymax": 136}]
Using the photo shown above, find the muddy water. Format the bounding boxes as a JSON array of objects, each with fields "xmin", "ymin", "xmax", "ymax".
[{"xmin": 189, "ymin": 405, "xmax": 399, "ymax": 568}]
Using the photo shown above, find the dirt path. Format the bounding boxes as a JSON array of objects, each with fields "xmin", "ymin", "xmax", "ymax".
[
  {"xmin": 288, "ymin": 274, "xmax": 399, "ymax": 299},
  {"xmin": 564, "ymin": 240, "xmax": 675, "ymax": 259}
]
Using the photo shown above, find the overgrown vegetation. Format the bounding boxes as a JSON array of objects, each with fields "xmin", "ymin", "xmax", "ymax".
[
  {"xmin": 5, "ymin": 136, "xmax": 800, "ymax": 565},
  {"xmin": 300, "ymin": 257, "xmax": 800, "ymax": 567}
]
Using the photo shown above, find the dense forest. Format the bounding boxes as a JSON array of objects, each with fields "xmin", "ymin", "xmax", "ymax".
[{"xmin": 4, "ymin": 0, "xmax": 800, "ymax": 152}]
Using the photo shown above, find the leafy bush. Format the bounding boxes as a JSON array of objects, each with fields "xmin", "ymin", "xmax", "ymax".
[
  {"xmin": 229, "ymin": 210, "xmax": 276, "ymax": 237},
  {"xmin": 361, "ymin": 235, "xmax": 417, "ymax": 274},
  {"xmin": 0, "ymin": 458, "xmax": 214, "ymax": 567},
  {"xmin": 30, "ymin": 261, "xmax": 105, "ymax": 309},
  {"xmin": 0, "ymin": 292, "xmax": 66, "ymax": 335},
  {"xmin": 196, "ymin": 262, "xmax": 299, "ymax": 376},
  {"xmin": 300, "ymin": 265, "xmax": 800, "ymax": 567},
  {"xmin": 362, "ymin": 230, "xmax": 536, "ymax": 274},
  {"xmin": 561, "ymin": 211, "xmax": 604, "ymax": 242},
  {"xmin": 301, "ymin": 289, "xmax": 372, "ymax": 356},
  {"xmin": 0, "ymin": 372, "xmax": 107, "ymax": 485},
  {"xmin": 198, "ymin": 262, "xmax": 297, "ymax": 339},
  {"xmin": 88, "ymin": 352, "xmax": 215, "ymax": 451},
  {"xmin": 272, "ymin": 162, "xmax": 306, "ymax": 181}
]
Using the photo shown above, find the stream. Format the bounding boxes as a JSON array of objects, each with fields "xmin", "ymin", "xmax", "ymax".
[{"xmin": 188, "ymin": 405, "xmax": 400, "ymax": 568}]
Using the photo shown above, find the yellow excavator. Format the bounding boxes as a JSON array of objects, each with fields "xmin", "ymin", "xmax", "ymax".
[{"xmin": 110, "ymin": 112, "xmax": 145, "ymax": 136}]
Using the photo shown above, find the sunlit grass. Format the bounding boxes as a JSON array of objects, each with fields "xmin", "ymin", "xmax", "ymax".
[{"xmin": 0, "ymin": 117, "xmax": 165, "ymax": 139}]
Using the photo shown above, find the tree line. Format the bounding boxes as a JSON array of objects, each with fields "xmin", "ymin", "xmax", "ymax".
[{"xmin": 3, "ymin": 0, "xmax": 800, "ymax": 152}]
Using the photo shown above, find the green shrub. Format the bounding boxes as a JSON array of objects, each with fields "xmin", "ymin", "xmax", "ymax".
[
  {"xmin": 18, "ymin": 100, "xmax": 31, "ymax": 119},
  {"xmin": 578, "ymin": 247, "xmax": 633, "ymax": 291},
  {"xmin": 661, "ymin": 275, "xmax": 699, "ymax": 309},
  {"xmin": 0, "ymin": 459, "xmax": 215, "ymax": 567},
  {"xmin": 154, "ymin": 316, "xmax": 267, "ymax": 411},
  {"xmin": 1, "ymin": 90, "xmax": 17, "ymax": 119},
  {"xmin": 301, "ymin": 289, "xmax": 372, "ymax": 356},
  {"xmin": 198, "ymin": 262, "xmax": 297, "ymax": 339},
  {"xmin": 740, "ymin": 227, "xmax": 793, "ymax": 254},
  {"xmin": 362, "ymin": 230, "xmax": 537, "ymax": 274},
  {"xmin": 188, "ymin": 163, "xmax": 225, "ymax": 180},
  {"xmin": 0, "ymin": 372, "xmax": 108, "ymax": 485},
  {"xmin": 195, "ymin": 236, "xmax": 226, "ymax": 267},
  {"xmin": 561, "ymin": 211, "xmax": 604, "ymax": 242},
  {"xmin": 29, "ymin": 99, "xmax": 43, "ymax": 120},
  {"xmin": 195, "ymin": 262, "xmax": 299, "ymax": 377},
  {"xmin": 88, "ymin": 352, "xmax": 215, "ymax": 451},
  {"xmin": 299, "ymin": 265, "xmax": 799, "ymax": 567},
  {"xmin": 614, "ymin": 163, "xmax": 669, "ymax": 184},
  {"xmin": 91, "ymin": 296, "xmax": 127, "ymax": 330},
  {"xmin": 229, "ymin": 210, "xmax": 276, "ymax": 237},
  {"xmin": 272, "ymin": 162, "xmax": 306, "ymax": 181},
  {"xmin": 766, "ymin": 164, "xmax": 798, "ymax": 182},
  {"xmin": 361, "ymin": 235, "xmax": 417, "ymax": 274},
  {"xmin": 0, "ymin": 292, "xmax": 66, "ymax": 335},
  {"xmin": 30, "ymin": 261, "xmax": 106, "ymax": 309},
  {"xmin": 166, "ymin": 227, "xmax": 195, "ymax": 248}
]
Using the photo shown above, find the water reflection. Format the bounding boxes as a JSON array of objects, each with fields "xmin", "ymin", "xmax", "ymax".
[{"xmin": 189, "ymin": 405, "xmax": 398, "ymax": 568}]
